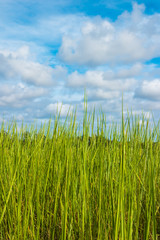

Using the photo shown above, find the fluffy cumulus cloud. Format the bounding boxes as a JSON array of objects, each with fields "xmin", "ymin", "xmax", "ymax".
[
  {"xmin": 46, "ymin": 102, "xmax": 74, "ymax": 117},
  {"xmin": 135, "ymin": 79, "xmax": 160, "ymax": 101},
  {"xmin": 58, "ymin": 3, "xmax": 160, "ymax": 66},
  {"xmin": 0, "ymin": 46, "xmax": 67, "ymax": 86},
  {"xmin": 87, "ymin": 89, "xmax": 120, "ymax": 100},
  {"xmin": 0, "ymin": 83, "xmax": 47, "ymax": 107},
  {"xmin": 1, "ymin": 1, "xmax": 160, "ymax": 126},
  {"xmin": 67, "ymin": 67, "xmax": 137, "ymax": 91}
]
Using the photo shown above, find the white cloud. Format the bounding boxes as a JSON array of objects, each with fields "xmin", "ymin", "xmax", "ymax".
[
  {"xmin": 68, "ymin": 70, "xmax": 103, "ymax": 87},
  {"xmin": 46, "ymin": 102, "xmax": 73, "ymax": 117},
  {"xmin": 103, "ymin": 63, "xmax": 143, "ymax": 79},
  {"xmin": 37, "ymin": 14, "xmax": 87, "ymax": 41},
  {"xmin": 0, "ymin": 13, "xmax": 88, "ymax": 50},
  {"xmin": 0, "ymin": 45, "xmax": 30, "ymax": 60},
  {"xmin": 87, "ymin": 89, "xmax": 120, "ymax": 100},
  {"xmin": 1, "ymin": 2, "xmax": 160, "ymax": 125},
  {"xmin": 135, "ymin": 79, "xmax": 160, "ymax": 101},
  {"xmin": 0, "ymin": 83, "xmax": 47, "ymax": 107},
  {"xmin": 67, "ymin": 69, "xmax": 137, "ymax": 91},
  {"xmin": 10, "ymin": 59, "xmax": 54, "ymax": 86},
  {"xmin": 0, "ymin": 46, "xmax": 67, "ymax": 86},
  {"xmin": 58, "ymin": 3, "xmax": 160, "ymax": 66}
]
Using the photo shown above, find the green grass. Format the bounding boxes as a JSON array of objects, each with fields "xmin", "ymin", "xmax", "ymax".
[{"xmin": 0, "ymin": 103, "xmax": 160, "ymax": 239}]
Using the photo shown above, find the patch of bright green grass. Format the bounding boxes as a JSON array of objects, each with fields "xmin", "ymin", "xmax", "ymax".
[{"xmin": 0, "ymin": 102, "xmax": 160, "ymax": 239}]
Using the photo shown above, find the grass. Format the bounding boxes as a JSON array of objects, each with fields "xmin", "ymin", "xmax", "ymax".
[{"xmin": 0, "ymin": 101, "xmax": 160, "ymax": 239}]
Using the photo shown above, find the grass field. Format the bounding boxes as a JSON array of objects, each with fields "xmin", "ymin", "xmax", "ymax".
[{"xmin": 0, "ymin": 102, "xmax": 160, "ymax": 239}]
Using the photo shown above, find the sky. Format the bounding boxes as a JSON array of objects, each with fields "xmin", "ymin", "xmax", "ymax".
[{"xmin": 0, "ymin": 0, "xmax": 160, "ymax": 129}]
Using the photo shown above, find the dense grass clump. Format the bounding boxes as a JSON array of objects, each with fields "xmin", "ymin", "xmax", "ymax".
[{"xmin": 0, "ymin": 107, "xmax": 160, "ymax": 239}]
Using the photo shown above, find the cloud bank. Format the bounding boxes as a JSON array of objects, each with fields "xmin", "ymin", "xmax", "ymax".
[
  {"xmin": 59, "ymin": 3, "xmax": 160, "ymax": 66},
  {"xmin": 0, "ymin": 2, "xmax": 160, "ymax": 126}
]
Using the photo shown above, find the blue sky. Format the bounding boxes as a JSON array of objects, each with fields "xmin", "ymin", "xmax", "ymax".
[{"xmin": 0, "ymin": 0, "xmax": 160, "ymax": 127}]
